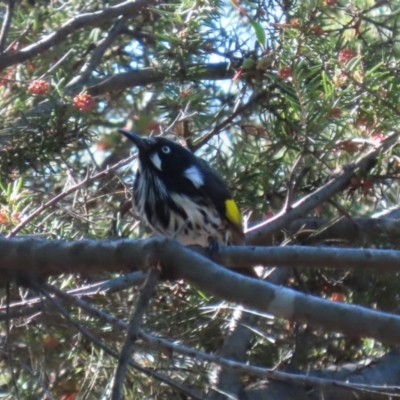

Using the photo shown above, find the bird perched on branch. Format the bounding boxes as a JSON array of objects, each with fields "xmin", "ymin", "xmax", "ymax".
[{"xmin": 118, "ymin": 128, "xmax": 246, "ymax": 244}]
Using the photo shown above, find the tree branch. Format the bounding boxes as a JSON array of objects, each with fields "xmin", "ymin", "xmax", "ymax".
[
  {"xmin": 2, "ymin": 237, "xmax": 400, "ymax": 344},
  {"xmin": 6, "ymin": 154, "xmax": 135, "ymax": 237},
  {"xmin": 87, "ymin": 62, "xmax": 233, "ymax": 96},
  {"xmin": 25, "ymin": 279, "xmax": 400, "ymax": 399},
  {"xmin": 0, "ymin": 62, "xmax": 233, "ymax": 147},
  {"xmin": 246, "ymin": 133, "xmax": 400, "ymax": 245},
  {"xmin": 246, "ymin": 350, "xmax": 400, "ymax": 400},
  {"xmin": 37, "ymin": 280, "xmax": 202, "ymax": 400},
  {"xmin": 0, "ymin": 0, "xmax": 155, "ymax": 71},
  {"xmin": 36, "ymin": 276, "xmax": 400, "ymax": 398},
  {"xmin": 68, "ymin": 16, "xmax": 127, "ymax": 87},
  {"xmin": 0, "ymin": 0, "xmax": 15, "ymax": 53},
  {"xmin": 190, "ymin": 91, "xmax": 268, "ymax": 152},
  {"xmin": 2, "ymin": 237, "xmax": 400, "ymax": 276},
  {"xmin": 244, "ymin": 216, "xmax": 400, "ymax": 246},
  {"xmin": 0, "ymin": 271, "xmax": 145, "ymax": 321},
  {"xmin": 207, "ymin": 310, "xmax": 259, "ymax": 400},
  {"xmin": 211, "ymin": 244, "xmax": 400, "ymax": 271},
  {"xmin": 111, "ymin": 268, "xmax": 160, "ymax": 400},
  {"xmin": 280, "ymin": 216, "xmax": 400, "ymax": 245}
]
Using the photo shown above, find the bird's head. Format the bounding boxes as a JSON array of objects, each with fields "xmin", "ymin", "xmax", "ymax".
[{"xmin": 119, "ymin": 129, "xmax": 198, "ymax": 179}]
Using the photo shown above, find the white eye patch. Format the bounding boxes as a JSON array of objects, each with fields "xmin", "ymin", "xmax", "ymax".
[
  {"xmin": 184, "ymin": 165, "xmax": 204, "ymax": 188},
  {"xmin": 150, "ymin": 152, "xmax": 162, "ymax": 170}
]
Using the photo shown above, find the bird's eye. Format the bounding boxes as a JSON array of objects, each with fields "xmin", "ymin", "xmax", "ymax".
[{"xmin": 161, "ymin": 146, "xmax": 171, "ymax": 154}]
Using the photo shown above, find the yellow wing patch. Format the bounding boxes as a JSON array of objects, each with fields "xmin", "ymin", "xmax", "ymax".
[{"xmin": 225, "ymin": 199, "xmax": 242, "ymax": 227}]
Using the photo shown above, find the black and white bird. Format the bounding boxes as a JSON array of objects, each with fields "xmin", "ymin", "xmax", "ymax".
[{"xmin": 119, "ymin": 129, "xmax": 245, "ymax": 248}]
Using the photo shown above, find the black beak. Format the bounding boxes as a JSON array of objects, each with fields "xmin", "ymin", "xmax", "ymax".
[{"xmin": 118, "ymin": 129, "xmax": 148, "ymax": 152}]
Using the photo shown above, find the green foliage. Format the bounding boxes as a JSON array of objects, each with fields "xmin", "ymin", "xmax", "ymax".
[{"xmin": 1, "ymin": 0, "xmax": 400, "ymax": 398}]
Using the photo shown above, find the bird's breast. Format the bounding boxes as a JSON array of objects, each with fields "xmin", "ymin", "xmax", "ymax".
[{"xmin": 133, "ymin": 172, "xmax": 227, "ymax": 246}]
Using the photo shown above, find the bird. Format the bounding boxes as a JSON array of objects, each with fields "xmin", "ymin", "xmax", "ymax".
[{"xmin": 118, "ymin": 129, "xmax": 249, "ymax": 253}]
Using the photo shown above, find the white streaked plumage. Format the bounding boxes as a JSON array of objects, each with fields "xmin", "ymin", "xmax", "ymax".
[
  {"xmin": 169, "ymin": 193, "xmax": 223, "ymax": 246},
  {"xmin": 134, "ymin": 169, "xmax": 168, "ymax": 231},
  {"xmin": 135, "ymin": 170, "xmax": 226, "ymax": 245}
]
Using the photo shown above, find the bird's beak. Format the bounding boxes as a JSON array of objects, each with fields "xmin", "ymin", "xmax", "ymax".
[{"xmin": 118, "ymin": 129, "xmax": 149, "ymax": 152}]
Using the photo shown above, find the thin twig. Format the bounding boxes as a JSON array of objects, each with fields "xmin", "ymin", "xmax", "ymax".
[
  {"xmin": 190, "ymin": 91, "xmax": 267, "ymax": 152},
  {"xmin": 165, "ymin": 110, "xmax": 199, "ymax": 134},
  {"xmin": 0, "ymin": 0, "xmax": 15, "ymax": 53},
  {"xmin": 4, "ymin": 24, "xmax": 30, "ymax": 53},
  {"xmin": 39, "ymin": 48, "xmax": 74, "ymax": 79},
  {"xmin": 284, "ymin": 153, "xmax": 305, "ymax": 210},
  {"xmin": 6, "ymin": 154, "xmax": 135, "ymax": 238},
  {"xmin": 68, "ymin": 16, "xmax": 126, "ymax": 87},
  {"xmin": 0, "ymin": 348, "xmax": 56, "ymax": 400},
  {"xmin": 5, "ymin": 283, "xmax": 21, "ymax": 400},
  {"xmin": 0, "ymin": 271, "xmax": 145, "ymax": 321},
  {"xmin": 111, "ymin": 268, "xmax": 160, "ymax": 400}
]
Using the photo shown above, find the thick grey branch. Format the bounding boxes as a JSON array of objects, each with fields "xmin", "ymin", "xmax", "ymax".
[
  {"xmin": 2, "ymin": 237, "xmax": 400, "ymax": 276},
  {"xmin": 213, "ymin": 244, "xmax": 400, "ymax": 271},
  {"xmin": 2, "ymin": 237, "xmax": 400, "ymax": 344},
  {"xmin": 373, "ymin": 206, "xmax": 400, "ymax": 219},
  {"xmin": 158, "ymin": 240, "xmax": 400, "ymax": 346}
]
